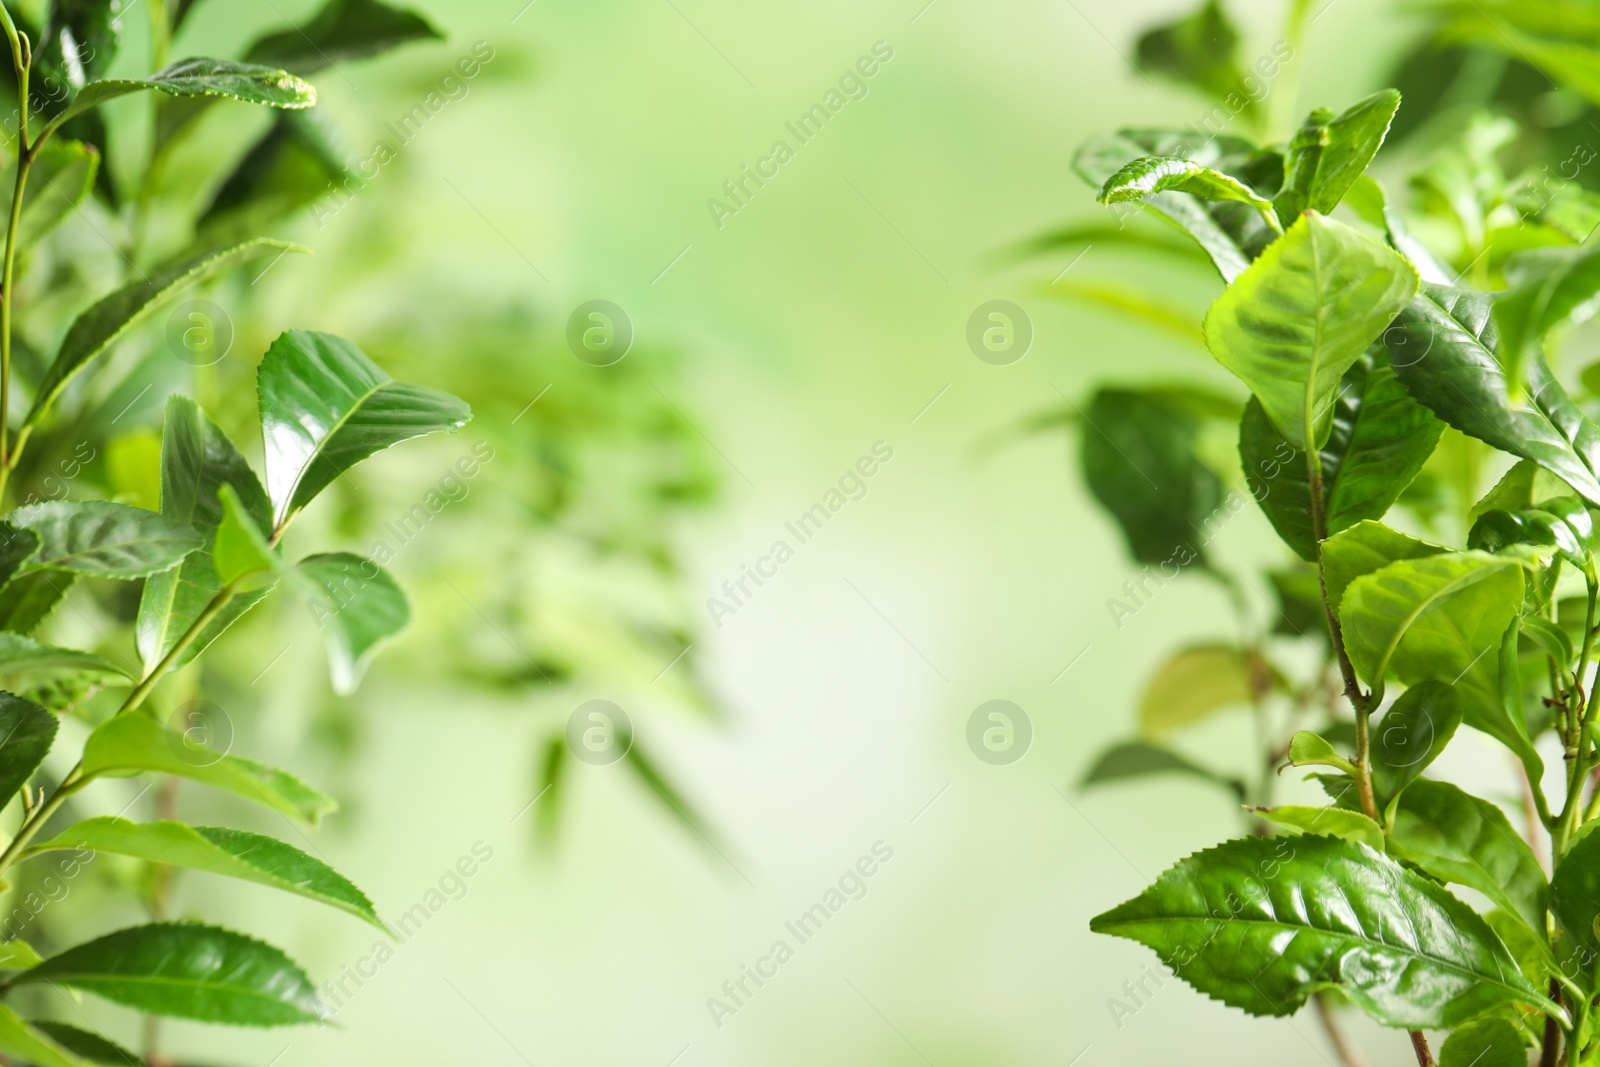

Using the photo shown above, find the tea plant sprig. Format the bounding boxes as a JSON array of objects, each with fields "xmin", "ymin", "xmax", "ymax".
[
  {"xmin": 0, "ymin": 0, "xmax": 476, "ymax": 1061},
  {"xmin": 1033, "ymin": 1, "xmax": 1600, "ymax": 1064}
]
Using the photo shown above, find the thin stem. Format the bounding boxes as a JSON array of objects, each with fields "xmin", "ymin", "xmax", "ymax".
[
  {"xmin": 0, "ymin": 9, "xmax": 28, "ymax": 507},
  {"xmin": 1407, "ymin": 1030, "xmax": 1436, "ymax": 1067},
  {"xmin": 1314, "ymin": 993, "xmax": 1370, "ymax": 1067}
]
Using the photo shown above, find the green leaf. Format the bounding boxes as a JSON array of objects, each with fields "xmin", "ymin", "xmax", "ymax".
[
  {"xmin": 0, "ymin": 572, "xmax": 73, "ymax": 636},
  {"xmin": 31, "ymin": 1, "xmax": 124, "ymax": 123},
  {"xmin": 214, "ymin": 486, "xmax": 281, "ymax": 587},
  {"xmin": 1339, "ymin": 551, "xmax": 1532, "ymax": 759},
  {"xmin": 46, "ymin": 58, "xmax": 316, "ymax": 136},
  {"xmin": 1250, "ymin": 805, "xmax": 1384, "ymax": 850},
  {"xmin": 1470, "ymin": 505, "xmax": 1588, "ymax": 568},
  {"xmin": 1321, "ymin": 519, "xmax": 1445, "ymax": 616},
  {"xmin": 1099, "ymin": 157, "xmax": 1280, "ymax": 232},
  {"xmin": 1550, "ymin": 819, "xmax": 1600, "ymax": 957},
  {"xmin": 0, "ymin": 1004, "xmax": 99, "ymax": 1067},
  {"xmin": 1438, "ymin": 1017, "xmax": 1527, "ymax": 1067},
  {"xmin": 10, "ymin": 140, "xmax": 101, "ymax": 249},
  {"xmin": 1274, "ymin": 91, "xmax": 1403, "ymax": 223},
  {"xmin": 1079, "ymin": 387, "xmax": 1224, "ymax": 566},
  {"xmin": 81, "ymin": 713, "xmax": 336, "ymax": 825},
  {"xmin": 14, "ymin": 922, "xmax": 327, "ymax": 1026},
  {"xmin": 1074, "ymin": 130, "xmax": 1261, "ymax": 280},
  {"xmin": 137, "ymin": 396, "xmax": 275, "ymax": 673},
  {"xmin": 0, "ymin": 941, "xmax": 43, "ymax": 970},
  {"xmin": 1090, "ymin": 834, "xmax": 1551, "ymax": 1027},
  {"xmin": 0, "ymin": 633, "xmax": 132, "ymax": 710},
  {"xmin": 202, "ymin": 109, "xmax": 349, "ymax": 232},
  {"xmin": 292, "ymin": 553, "xmax": 409, "ymax": 695},
  {"xmin": 1286, "ymin": 730, "xmax": 1358, "ymax": 775},
  {"xmin": 1134, "ymin": 0, "xmax": 1257, "ymax": 111},
  {"xmin": 0, "ymin": 694, "xmax": 56, "ymax": 811},
  {"xmin": 245, "ymin": 0, "xmax": 444, "ymax": 74},
  {"xmin": 1240, "ymin": 353, "xmax": 1443, "ymax": 560},
  {"xmin": 258, "ymin": 330, "xmax": 472, "ymax": 528},
  {"xmin": 10, "ymin": 502, "xmax": 201, "ymax": 579},
  {"xmin": 27, "ymin": 239, "xmax": 307, "ymax": 427},
  {"xmin": 1524, "ymin": 614, "xmax": 1576, "ymax": 671},
  {"xmin": 1204, "ymin": 211, "xmax": 1419, "ymax": 450},
  {"xmin": 28, "ymin": 1022, "xmax": 138, "ymax": 1066},
  {"xmin": 1138, "ymin": 644, "xmax": 1259, "ymax": 738},
  {"xmin": 1389, "ymin": 779, "xmax": 1548, "ymax": 936},
  {"xmin": 1370, "ymin": 681, "xmax": 1462, "ymax": 808},
  {"xmin": 28, "ymin": 818, "xmax": 382, "ymax": 930},
  {"xmin": 1495, "ymin": 243, "xmax": 1600, "ymax": 391},
  {"xmin": 1386, "ymin": 284, "xmax": 1600, "ymax": 505},
  {"xmin": 1079, "ymin": 740, "xmax": 1245, "ymax": 800}
]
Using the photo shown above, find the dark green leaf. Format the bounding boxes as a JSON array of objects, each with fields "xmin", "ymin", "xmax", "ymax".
[
  {"xmin": 29, "ymin": 1021, "xmax": 138, "ymax": 1066},
  {"xmin": 1079, "ymin": 740, "xmax": 1246, "ymax": 800},
  {"xmin": 27, "ymin": 239, "xmax": 306, "ymax": 427},
  {"xmin": 27, "ymin": 818, "xmax": 381, "ymax": 930},
  {"xmin": 202, "ymin": 109, "xmax": 349, "ymax": 232},
  {"xmin": 46, "ymin": 59, "xmax": 316, "ymax": 137},
  {"xmin": 31, "ymin": 0, "xmax": 124, "ymax": 122},
  {"xmin": 0, "ymin": 572, "xmax": 73, "ymax": 636},
  {"xmin": 15, "ymin": 923, "xmax": 327, "ymax": 1026},
  {"xmin": 1386, "ymin": 284, "xmax": 1600, "ymax": 505},
  {"xmin": 1369, "ymin": 682, "xmax": 1462, "ymax": 808},
  {"xmin": 1080, "ymin": 387, "xmax": 1224, "ymax": 566},
  {"xmin": 258, "ymin": 330, "xmax": 472, "ymax": 528},
  {"xmin": 1090, "ymin": 834, "xmax": 1551, "ymax": 1027},
  {"xmin": 81, "ymin": 713, "xmax": 336, "ymax": 825},
  {"xmin": 1274, "ymin": 91, "xmax": 1402, "ymax": 223},
  {"xmin": 1240, "ymin": 353, "xmax": 1443, "ymax": 560},
  {"xmin": 137, "ymin": 396, "xmax": 274, "ymax": 672},
  {"xmin": 11, "ymin": 502, "xmax": 201, "ymax": 579},
  {"xmin": 1550, "ymin": 821, "xmax": 1600, "ymax": 956},
  {"xmin": 0, "ymin": 694, "xmax": 57, "ymax": 809},
  {"xmin": 293, "ymin": 553, "xmax": 409, "ymax": 695},
  {"xmin": 1438, "ymin": 1017, "xmax": 1526, "ymax": 1067},
  {"xmin": 1134, "ymin": 0, "xmax": 1256, "ymax": 111},
  {"xmin": 1204, "ymin": 212, "xmax": 1419, "ymax": 450},
  {"xmin": 245, "ymin": 0, "xmax": 444, "ymax": 74},
  {"xmin": 1389, "ymin": 779, "xmax": 1548, "ymax": 936},
  {"xmin": 1495, "ymin": 242, "xmax": 1600, "ymax": 390},
  {"xmin": 0, "ymin": 1005, "xmax": 100, "ymax": 1067}
]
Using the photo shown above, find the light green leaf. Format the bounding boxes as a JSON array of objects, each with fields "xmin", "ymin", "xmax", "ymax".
[
  {"xmin": 0, "ymin": 1004, "xmax": 98, "ymax": 1067},
  {"xmin": 137, "ymin": 396, "xmax": 275, "ymax": 672},
  {"xmin": 14, "ymin": 922, "xmax": 327, "ymax": 1026},
  {"xmin": 293, "ymin": 553, "xmax": 409, "ymax": 695},
  {"xmin": 1495, "ymin": 242, "xmax": 1600, "ymax": 390},
  {"xmin": 1138, "ymin": 645, "xmax": 1259, "ymax": 738},
  {"xmin": 1389, "ymin": 779, "xmax": 1548, "ymax": 937},
  {"xmin": 11, "ymin": 502, "xmax": 202, "ymax": 579},
  {"xmin": 1370, "ymin": 681, "xmax": 1462, "ymax": 808},
  {"xmin": 27, "ymin": 239, "xmax": 306, "ymax": 427},
  {"xmin": 1251, "ymin": 805, "xmax": 1384, "ymax": 850},
  {"xmin": 1321, "ymin": 520, "xmax": 1446, "ymax": 616},
  {"xmin": 1438, "ymin": 1017, "xmax": 1527, "ymax": 1067},
  {"xmin": 1079, "ymin": 740, "xmax": 1246, "ymax": 800},
  {"xmin": 81, "ymin": 713, "xmax": 336, "ymax": 825},
  {"xmin": 1099, "ymin": 157, "xmax": 1280, "ymax": 232},
  {"xmin": 1286, "ymin": 730, "xmax": 1357, "ymax": 775},
  {"xmin": 1551, "ymin": 820, "xmax": 1600, "ymax": 957},
  {"xmin": 27, "ymin": 818, "xmax": 381, "ymax": 930},
  {"xmin": 214, "ymin": 485, "xmax": 281, "ymax": 587},
  {"xmin": 1090, "ymin": 834, "xmax": 1552, "ymax": 1027},
  {"xmin": 258, "ymin": 330, "xmax": 472, "ymax": 528},
  {"xmin": 1204, "ymin": 211, "xmax": 1419, "ymax": 450},
  {"xmin": 0, "ymin": 941, "xmax": 43, "ymax": 970},
  {"xmin": 1275, "ymin": 90, "xmax": 1403, "ymax": 223}
]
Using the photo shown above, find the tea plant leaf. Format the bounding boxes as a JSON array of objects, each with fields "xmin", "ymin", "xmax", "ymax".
[
  {"xmin": 1134, "ymin": 0, "xmax": 1256, "ymax": 111},
  {"xmin": 45, "ymin": 59, "xmax": 316, "ymax": 138},
  {"xmin": 137, "ymin": 396, "xmax": 275, "ymax": 673},
  {"xmin": 1079, "ymin": 387, "xmax": 1224, "ymax": 566},
  {"xmin": 1495, "ymin": 242, "xmax": 1600, "ymax": 390},
  {"xmin": 1369, "ymin": 682, "xmax": 1462, "ymax": 808},
  {"xmin": 258, "ymin": 330, "xmax": 472, "ymax": 528},
  {"xmin": 1204, "ymin": 211, "xmax": 1419, "ymax": 451},
  {"xmin": 1250, "ymin": 805, "xmax": 1384, "ymax": 850},
  {"xmin": 202, "ymin": 109, "xmax": 350, "ymax": 231},
  {"xmin": 1339, "ymin": 551, "xmax": 1532, "ymax": 759},
  {"xmin": 246, "ymin": 0, "xmax": 445, "ymax": 74},
  {"xmin": 10, "ymin": 140, "xmax": 100, "ymax": 248},
  {"xmin": 1090, "ymin": 834, "xmax": 1551, "ymax": 1027},
  {"xmin": 1240, "ymin": 353, "xmax": 1443, "ymax": 560},
  {"xmin": 1286, "ymin": 730, "xmax": 1358, "ymax": 775},
  {"xmin": 1080, "ymin": 740, "xmax": 1246, "ymax": 800},
  {"xmin": 293, "ymin": 553, "xmax": 409, "ymax": 695},
  {"xmin": 0, "ymin": 1004, "xmax": 100, "ymax": 1067},
  {"xmin": 1275, "ymin": 90, "xmax": 1403, "ymax": 223},
  {"xmin": 0, "ymin": 941, "xmax": 43, "ymax": 970},
  {"xmin": 1321, "ymin": 520, "xmax": 1445, "ymax": 616},
  {"xmin": 1385, "ymin": 283, "xmax": 1600, "ymax": 505},
  {"xmin": 1138, "ymin": 645, "xmax": 1259, "ymax": 738},
  {"xmin": 1098, "ymin": 157, "xmax": 1280, "ymax": 232},
  {"xmin": 27, "ymin": 818, "xmax": 382, "ymax": 930},
  {"xmin": 10, "ymin": 502, "xmax": 201, "ymax": 579},
  {"xmin": 0, "ymin": 633, "xmax": 132, "ymax": 709},
  {"xmin": 1388, "ymin": 779, "xmax": 1548, "ymax": 936},
  {"xmin": 0, "ymin": 694, "xmax": 58, "ymax": 809},
  {"xmin": 28, "ymin": 1022, "xmax": 139, "ymax": 1066},
  {"xmin": 27, "ymin": 239, "xmax": 306, "ymax": 428},
  {"xmin": 81, "ymin": 713, "xmax": 336, "ymax": 825},
  {"xmin": 0, "ymin": 572, "xmax": 73, "ymax": 636},
  {"xmin": 14, "ymin": 922, "xmax": 327, "ymax": 1026},
  {"xmin": 1550, "ymin": 821, "xmax": 1600, "ymax": 956},
  {"xmin": 215, "ymin": 486, "xmax": 282, "ymax": 587},
  {"xmin": 1437, "ymin": 1017, "xmax": 1526, "ymax": 1067}
]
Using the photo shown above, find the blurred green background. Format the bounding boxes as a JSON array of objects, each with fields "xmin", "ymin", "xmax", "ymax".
[{"xmin": 24, "ymin": 0, "xmax": 1455, "ymax": 1062}]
